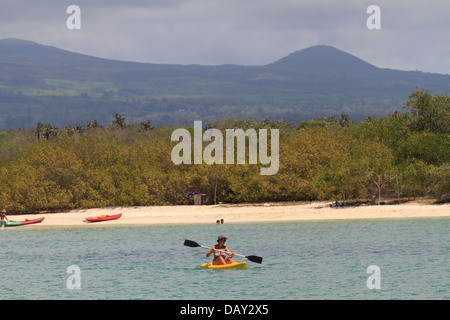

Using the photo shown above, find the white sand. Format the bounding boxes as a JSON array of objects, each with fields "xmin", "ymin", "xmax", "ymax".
[{"xmin": 7, "ymin": 200, "xmax": 450, "ymax": 228}]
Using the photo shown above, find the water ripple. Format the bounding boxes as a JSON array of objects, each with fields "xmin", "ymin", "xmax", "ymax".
[{"xmin": 1, "ymin": 218, "xmax": 449, "ymax": 299}]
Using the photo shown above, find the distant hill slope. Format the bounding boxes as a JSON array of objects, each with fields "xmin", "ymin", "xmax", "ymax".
[
  {"xmin": 270, "ymin": 45, "xmax": 378, "ymax": 72},
  {"xmin": 1, "ymin": 38, "xmax": 449, "ymax": 129}
]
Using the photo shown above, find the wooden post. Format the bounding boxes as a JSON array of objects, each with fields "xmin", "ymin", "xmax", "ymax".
[{"xmin": 214, "ymin": 177, "xmax": 218, "ymax": 205}]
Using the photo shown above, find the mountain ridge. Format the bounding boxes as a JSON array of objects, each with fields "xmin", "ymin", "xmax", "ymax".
[
  {"xmin": 1, "ymin": 38, "xmax": 446, "ymax": 74},
  {"xmin": 0, "ymin": 38, "xmax": 449, "ymax": 129}
]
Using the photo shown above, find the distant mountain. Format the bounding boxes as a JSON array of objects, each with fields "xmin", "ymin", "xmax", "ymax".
[
  {"xmin": 1, "ymin": 38, "xmax": 449, "ymax": 129},
  {"xmin": 270, "ymin": 45, "xmax": 378, "ymax": 72}
]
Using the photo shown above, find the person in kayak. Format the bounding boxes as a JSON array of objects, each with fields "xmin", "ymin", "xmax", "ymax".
[{"xmin": 206, "ymin": 235, "xmax": 235, "ymax": 265}]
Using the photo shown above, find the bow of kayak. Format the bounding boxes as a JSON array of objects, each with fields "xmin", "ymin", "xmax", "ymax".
[{"xmin": 200, "ymin": 262, "xmax": 247, "ymax": 269}]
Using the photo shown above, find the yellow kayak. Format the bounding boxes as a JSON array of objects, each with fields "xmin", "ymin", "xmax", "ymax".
[{"xmin": 200, "ymin": 262, "xmax": 247, "ymax": 269}]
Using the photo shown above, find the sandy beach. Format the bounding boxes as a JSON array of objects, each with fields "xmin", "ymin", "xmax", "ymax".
[{"xmin": 6, "ymin": 200, "xmax": 449, "ymax": 228}]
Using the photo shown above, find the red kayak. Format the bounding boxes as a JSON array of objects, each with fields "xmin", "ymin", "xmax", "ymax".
[
  {"xmin": 5, "ymin": 217, "xmax": 45, "ymax": 227},
  {"xmin": 85, "ymin": 213, "xmax": 122, "ymax": 222}
]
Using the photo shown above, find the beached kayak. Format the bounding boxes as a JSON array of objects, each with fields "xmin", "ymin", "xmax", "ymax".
[
  {"xmin": 5, "ymin": 217, "xmax": 45, "ymax": 227},
  {"xmin": 85, "ymin": 213, "xmax": 122, "ymax": 222},
  {"xmin": 200, "ymin": 262, "xmax": 247, "ymax": 269}
]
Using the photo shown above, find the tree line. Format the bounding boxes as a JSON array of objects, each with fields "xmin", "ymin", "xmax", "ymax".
[{"xmin": 0, "ymin": 88, "xmax": 448, "ymax": 213}]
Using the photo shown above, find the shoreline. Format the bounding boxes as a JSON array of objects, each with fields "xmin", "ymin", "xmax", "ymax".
[{"xmin": 5, "ymin": 200, "xmax": 450, "ymax": 228}]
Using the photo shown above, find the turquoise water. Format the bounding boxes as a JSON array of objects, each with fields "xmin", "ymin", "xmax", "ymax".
[{"xmin": 1, "ymin": 218, "xmax": 448, "ymax": 300}]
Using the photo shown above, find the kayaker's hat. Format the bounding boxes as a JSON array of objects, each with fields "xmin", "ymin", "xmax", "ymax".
[{"xmin": 217, "ymin": 235, "xmax": 228, "ymax": 242}]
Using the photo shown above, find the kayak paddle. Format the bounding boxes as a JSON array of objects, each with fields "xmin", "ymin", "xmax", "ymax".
[{"xmin": 184, "ymin": 239, "xmax": 263, "ymax": 264}]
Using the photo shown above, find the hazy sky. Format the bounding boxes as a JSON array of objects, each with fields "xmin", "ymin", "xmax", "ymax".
[{"xmin": 1, "ymin": 0, "xmax": 449, "ymax": 74}]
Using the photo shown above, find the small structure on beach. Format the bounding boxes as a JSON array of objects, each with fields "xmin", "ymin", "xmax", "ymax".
[{"xmin": 187, "ymin": 191, "xmax": 206, "ymax": 205}]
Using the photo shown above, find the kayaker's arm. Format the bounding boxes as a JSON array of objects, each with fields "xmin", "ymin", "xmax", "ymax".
[
  {"xmin": 206, "ymin": 246, "xmax": 215, "ymax": 258},
  {"xmin": 225, "ymin": 247, "xmax": 235, "ymax": 258}
]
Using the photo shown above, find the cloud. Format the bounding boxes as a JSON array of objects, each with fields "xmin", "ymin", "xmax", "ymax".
[{"xmin": 0, "ymin": 0, "xmax": 449, "ymax": 74}]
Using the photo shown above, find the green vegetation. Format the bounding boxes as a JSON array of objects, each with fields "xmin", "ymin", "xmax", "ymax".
[{"xmin": 0, "ymin": 88, "xmax": 448, "ymax": 213}]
